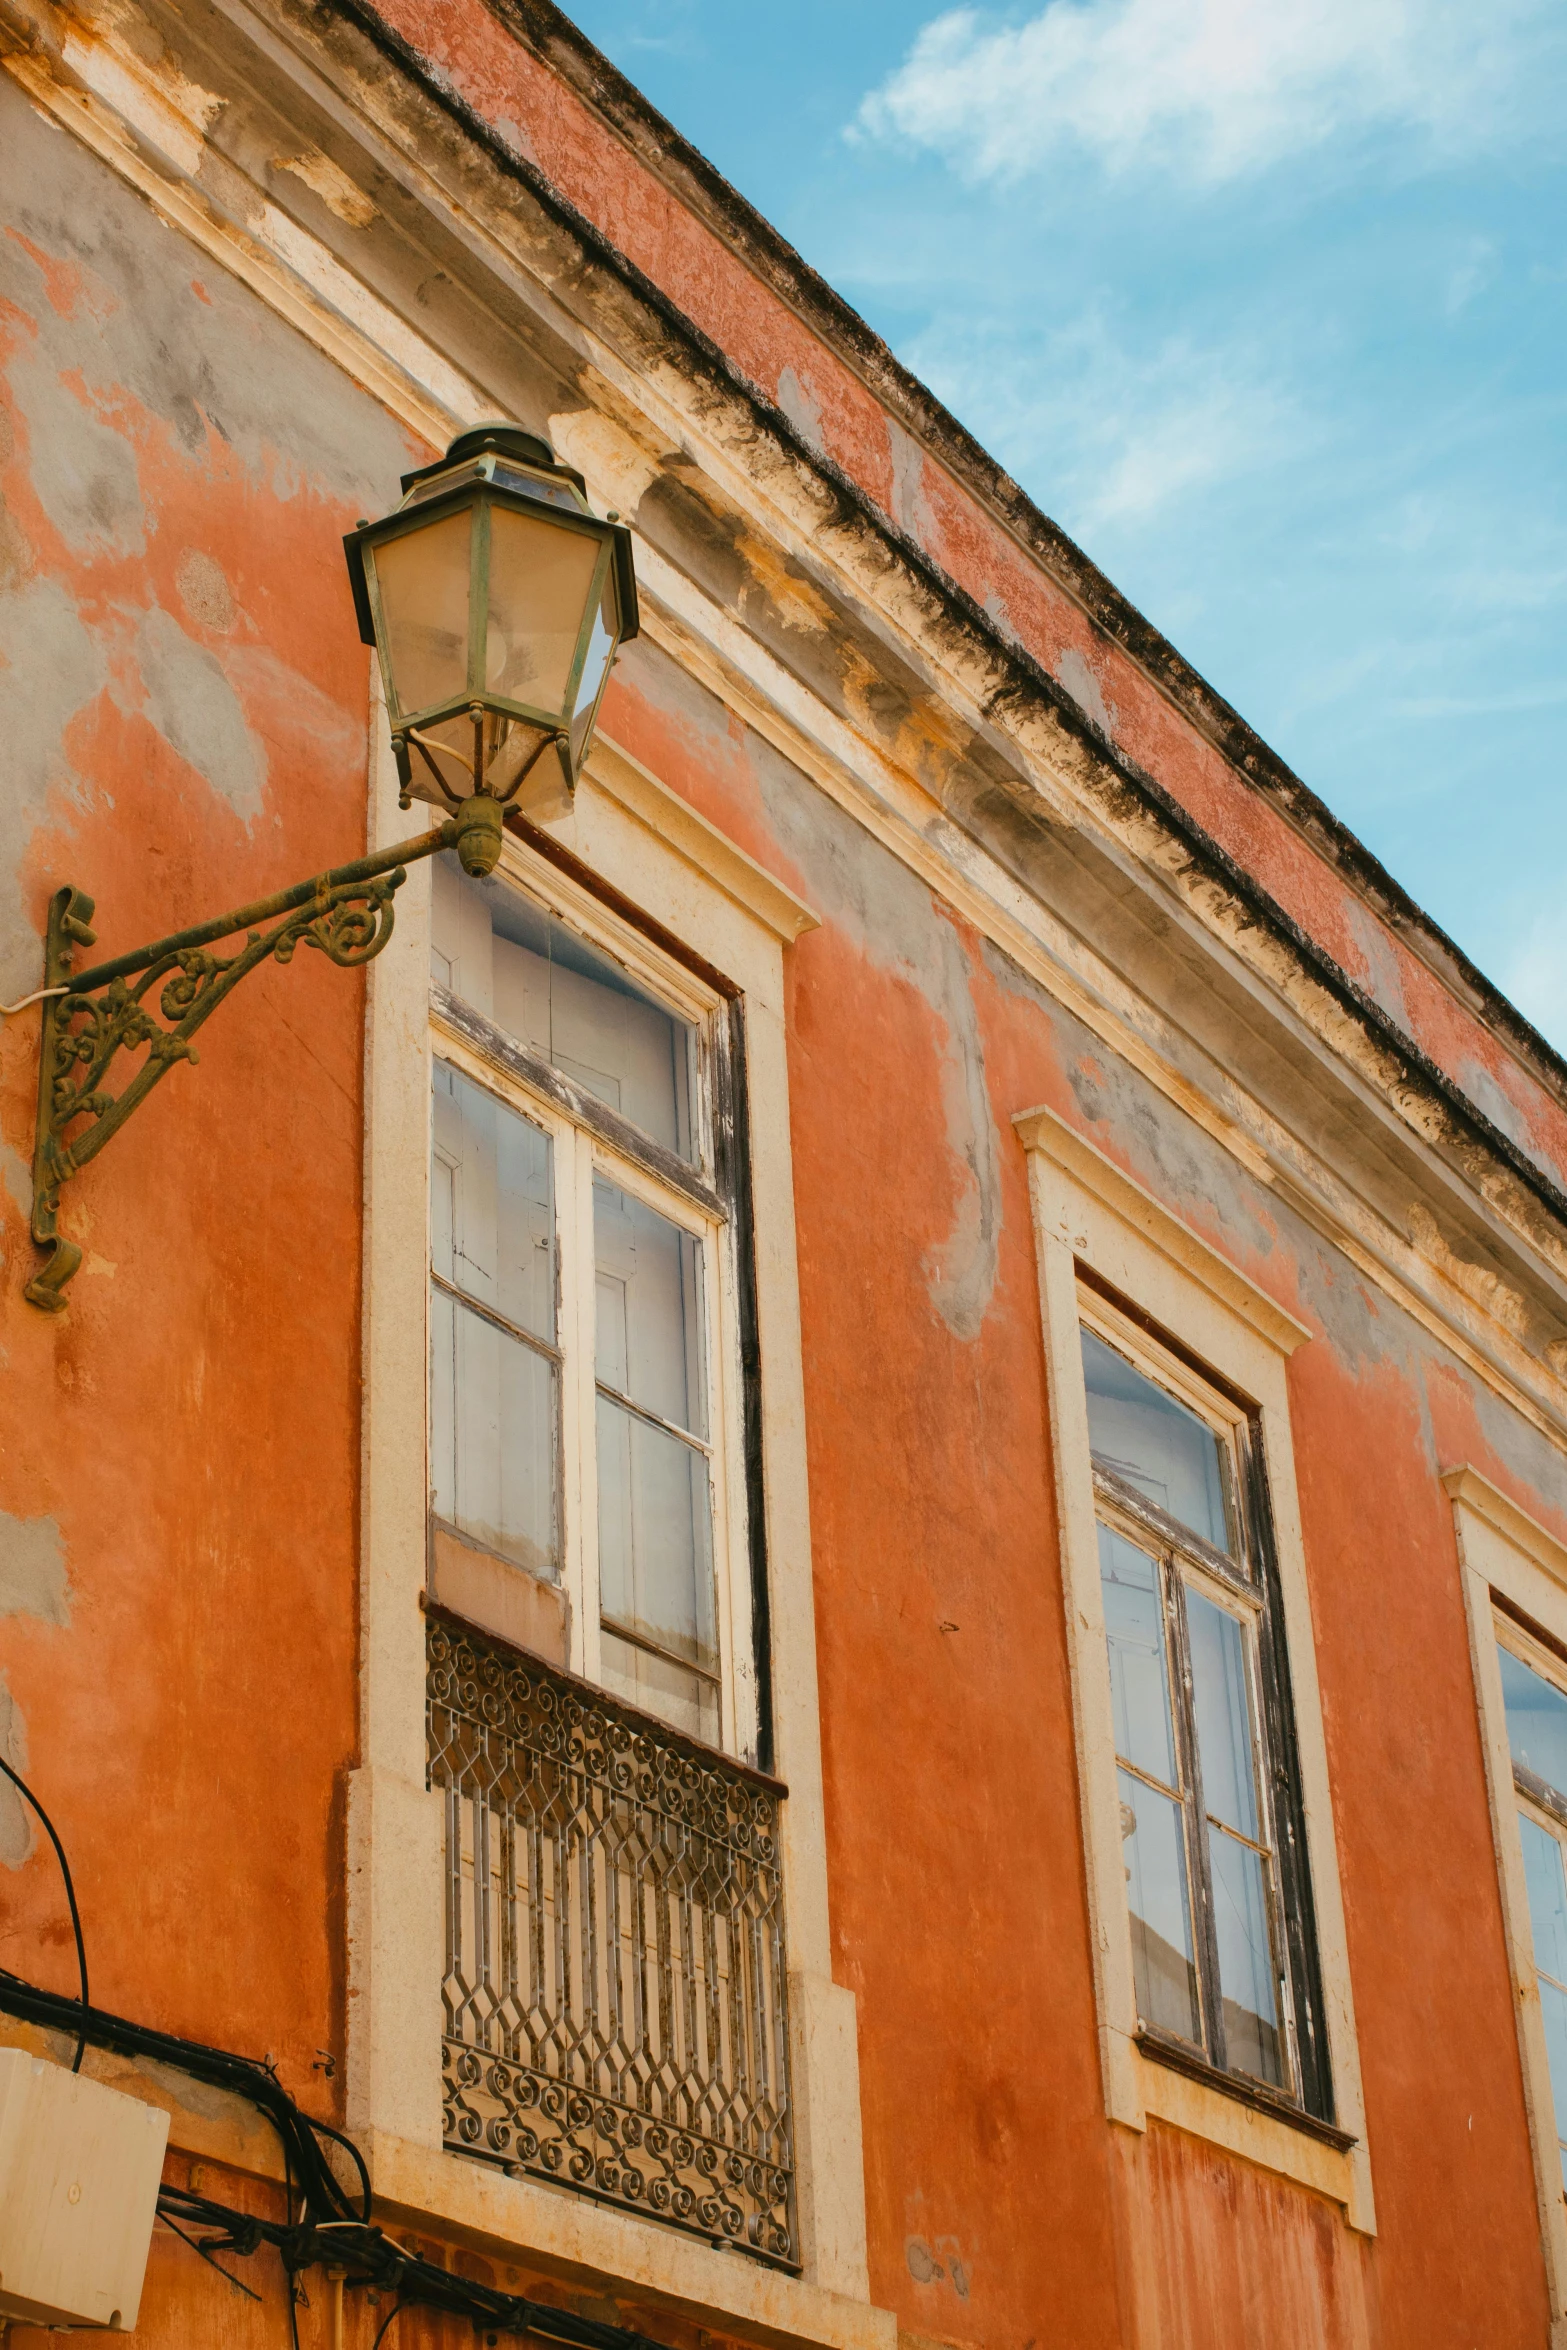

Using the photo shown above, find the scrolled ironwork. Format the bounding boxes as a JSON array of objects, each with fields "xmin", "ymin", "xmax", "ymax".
[
  {"xmin": 24, "ymin": 825, "xmax": 462, "ymax": 1311},
  {"xmin": 426, "ymin": 1613, "xmax": 797, "ymax": 2267}
]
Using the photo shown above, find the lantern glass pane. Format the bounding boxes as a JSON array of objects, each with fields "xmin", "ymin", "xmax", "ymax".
[
  {"xmin": 570, "ymin": 571, "xmax": 620, "ymax": 769},
  {"xmin": 374, "ymin": 507, "xmax": 473, "ymax": 720},
  {"xmin": 485, "ymin": 506, "xmax": 602, "ymax": 718}
]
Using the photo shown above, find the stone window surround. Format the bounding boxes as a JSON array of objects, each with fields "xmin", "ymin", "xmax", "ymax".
[
  {"xmin": 1018, "ymin": 1104, "xmax": 1375, "ymax": 2232},
  {"xmin": 349, "ymin": 703, "xmax": 891, "ymax": 2350},
  {"xmin": 1447, "ymin": 1463, "xmax": 1567, "ymax": 2346}
]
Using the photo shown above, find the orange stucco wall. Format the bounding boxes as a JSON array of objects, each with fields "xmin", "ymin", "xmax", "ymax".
[{"xmin": 0, "ymin": 19, "xmax": 1562, "ymax": 2350}]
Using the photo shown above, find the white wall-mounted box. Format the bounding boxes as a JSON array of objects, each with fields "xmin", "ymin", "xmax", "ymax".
[{"xmin": 0, "ymin": 2048, "xmax": 169, "ymax": 2329}]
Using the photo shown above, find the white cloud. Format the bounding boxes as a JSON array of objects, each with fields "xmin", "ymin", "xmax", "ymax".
[
  {"xmin": 853, "ymin": 0, "xmax": 1556, "ymax": 186},
  {"xmin": 902, "ymin": 308, "xmax": 1302, "ymax": 536}
]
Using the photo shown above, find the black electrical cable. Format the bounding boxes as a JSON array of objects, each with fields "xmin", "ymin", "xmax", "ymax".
[
  {"xmin": 0, "ymin": 1965, "xmax": 691, "ymax": 2349},
  {"xmin": 370, "ymin": 2297, "xmax": 404, "ymax": 2349},
  {"xmin": 0, "ymin": 1780, "xmax": 685, "ymax": 2350},
  {"xmin": 0, "ymin": 1753, "xmax": 88, "ymax": 2071},
  {"xmin": 0, "ymin": 1964, "xmax": 368, "ymax": 2221}
]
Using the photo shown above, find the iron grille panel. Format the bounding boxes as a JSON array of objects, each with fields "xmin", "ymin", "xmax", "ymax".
[{"xmin": 427, "ymin": 1614, "xmax": 797, "ymax": 2265}]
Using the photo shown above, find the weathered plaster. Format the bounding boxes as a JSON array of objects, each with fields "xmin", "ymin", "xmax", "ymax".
[
  {"xmin": 0, "ymin": 1512, "xmax": 69, "ymax": 1627},
  {"xmin": 751, "ymin": 733, "xmax": 1001, "ymax": 1339},
  {"xmin": 0, "ymin": 1672, "xmax": 31, "ymax": 1867},
  {"xmin": 135, "ymin": 603, "xmax": 265, "ymax": 819}
]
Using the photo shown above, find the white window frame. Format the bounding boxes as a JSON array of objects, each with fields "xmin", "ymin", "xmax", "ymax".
[
  {"xmin": 427, "ymin": 856, "xmax": 759, "ymax": 1757},
  {"xmin": 1447, "ymin": 1463, "xmax": 1567, "ymax": 2344},
  {"xmin": 349, "ymin": 707, "xmax": 881, "ymax": 2331},
  {"xmin": 1017, "ymin": 1102, "xmax": 1374, "ymax": 2229}
]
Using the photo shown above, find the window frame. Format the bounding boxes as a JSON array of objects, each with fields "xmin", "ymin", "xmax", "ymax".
[
  {"xmin": 1017, "ymin": 1101, "xmax": 1374, "ymax": 2229},
  {"xmin": 426, "ymin": 846, "xmax": 762, "ymax": 1762},
  {"xmin": 1448, "ymin": 1463, "xmax": 1567, "ymax": 2339},
  {"xmin": 1081, "ymin": 1290, "xmax": 1326, "ymax": 2115}
]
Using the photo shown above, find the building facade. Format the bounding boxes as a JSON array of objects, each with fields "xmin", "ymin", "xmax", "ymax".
[{"xmin": 1, "ymin": 1, "xmax": 1565, "ymax": 2342}]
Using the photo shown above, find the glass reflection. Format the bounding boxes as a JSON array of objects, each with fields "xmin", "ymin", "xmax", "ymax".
[
  {"xmin": 430, "ymin": 1062, "xmax": 558, "ymax": 1578},
  {"xmin": 1520, "ymin": 1812, "xmax": 1567, "ymax": 2191},
  {"xmin": 1501, "ymin": 1648, "xmax": 1567, "ymax": 1804},
  {"xmin": 1099, "ymin": 1526, "xmax": 1177, "ymax": 1790},
  {"xmin": 594, "ymin": 1178, "xmax": 717, "ymax": 1742},
  {"xmin": 1120, "ymin": 1771, "xmax": 1201, "ymax": 2043},
  {"xmin": 1081, "ymin": 1327, "xmax": 1232, "ymax": 1552},
  {"xmin": 433, "ymin": 856, "xmax": 697, "ymax": 1161}
]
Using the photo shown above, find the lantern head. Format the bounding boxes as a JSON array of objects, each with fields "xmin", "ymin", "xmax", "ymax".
[{"xmin": 344, "ymin": 425, "xmax": 639, "ymax": 847}]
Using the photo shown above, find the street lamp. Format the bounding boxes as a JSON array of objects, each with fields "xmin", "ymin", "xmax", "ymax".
[
  {"xmin": 21, "ymin": 425, "xmax": 636, "ymax": 1311},
  {"xmin": 343, "ymin": 424, "xmax": 638, "ymax": 869}
]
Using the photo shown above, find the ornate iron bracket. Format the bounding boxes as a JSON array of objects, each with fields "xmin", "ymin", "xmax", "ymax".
[{"xmin": 23, "ymin": 806, "xmax": 494, "ymax": 1312}]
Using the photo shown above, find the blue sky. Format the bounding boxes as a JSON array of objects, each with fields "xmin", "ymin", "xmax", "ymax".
[{"xmin": 561, "ymin": 1, "xmax": 1567, "ymax": 1050}]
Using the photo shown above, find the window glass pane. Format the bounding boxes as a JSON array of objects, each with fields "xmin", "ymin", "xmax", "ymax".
[
  {"xmin": 1521, "ymin": 1814, "xmax": 1567, "ymax": 2188},
  {"xmin": 599, "ymin": 1628, "xmax": 720, "ymax": 1748},
  {"xmin": 1119, "ymin": 1770, "xmax": 1201, "ymax": 2044},
  {"xmin": 1521, "ymin": 1812, "xmax": 1567, "ymax": 1988},
  {"xmin": 595, "ymin": 1397, "xmax": 715, "ymax": 1670},
  {"xmin": 594, "ymin": 1179, "xmax": 716, "ymax": 1709},
  {"xmin": 1500, "ymin": 1648, "xmax": 1567, "ymax": 1805},
  {"xmin": 1209, "ymin": 1827, "xmax": 1284, "ymax": 2085},
  {"xmin": 594, "ymin": 1181, "xmax": 707, "ymax": 1438},
  {"xmin": 432, "ymin": 1061, "xmax": 554, "ymax": 1340},
  {"xmin": 430, "ymin": 1065, "xmax": 558, "ymax": 1577},
  {"xmin": 1081, "ymin": 1328, "xmax": 1231, "ymax": 1552},
  {"xmin": 1099, "ymin": 1524, "xmax": 1178, "ymax": 1790},
  {"xmin": 431, "ymin": 1291, "xmax": 558, "ymax": 1578},
  {"xmin": 433, "ymin": 855, "xmax": 696, "ymax": 1162},
  {"xmin": 1187, "ymin": 1589, "xmax": 1260, "ymax": 1841},
  {"xmin": 1541, "ymin": 1978, "xmax": 1567, "ymax": 2194}
]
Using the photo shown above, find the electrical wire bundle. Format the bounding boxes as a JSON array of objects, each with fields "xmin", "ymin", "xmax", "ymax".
[{"xmin": 0, "ymin": 1755, "xmax": 673, "ymax": 2349}]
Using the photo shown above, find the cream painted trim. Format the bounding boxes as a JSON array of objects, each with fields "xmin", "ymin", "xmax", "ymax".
[
  {"xmin": 357, "ymin": 703, "xmax": 873, "ymax": 2304},
  {"xmin": 1018, "ymin": 1106, "xmax": 1374, "ymax": 2231},
  {"xmin": 1444, "ymin": 1464, "xmax": 1567, "ymax": 2344},
  {"xmin": 366, "ymin": 2128, "xmax": 894, "ymax": 2350},
  {"xmin": 1013, "ymin": 1103, "xmax": 1311, "ymax": 1356},
  {"xmin": 9, "ymin": 0, "xmax": 1567, "ymax": 1460},
  {"xmin": 586, "ymin": 736, "xmax": 819, "ymax": 944}
]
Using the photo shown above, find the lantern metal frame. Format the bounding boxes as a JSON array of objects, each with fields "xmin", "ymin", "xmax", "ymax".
[{"xmin": 19, "ymin": 426, "xmax": 636, "ymax": 1312}]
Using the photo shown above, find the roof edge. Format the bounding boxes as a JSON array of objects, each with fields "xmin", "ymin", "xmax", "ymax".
[{"xmin": 484, "ymin": 0, "xmax": 1567, "ymax": 1113}]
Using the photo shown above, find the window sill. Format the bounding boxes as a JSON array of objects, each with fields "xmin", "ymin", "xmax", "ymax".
[
  {"xmin": 365, "ymin": 2128, "xmax": 895, "ymax": 2350},
  {"xmin": 1125, "ymin": 2032, "xmax": 1370, "ymax": 2225},
  {"xmin": 1136, "ymin": 2029, "xmax": 1356, "ymax": 2152}
]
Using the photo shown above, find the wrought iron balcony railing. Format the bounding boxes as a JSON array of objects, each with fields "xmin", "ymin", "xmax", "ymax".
[{"xmin": 426, "ymin": 1610, "xmax": 797, "ymax": 2265}]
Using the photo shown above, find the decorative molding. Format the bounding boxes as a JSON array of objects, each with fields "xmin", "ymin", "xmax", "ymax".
[
  {"xmin": 1014, "ymin": 1102, "xmax": 1312, "ymax": 1358},
  {"xmin": 1442, "ymin": 1465, "xmax": 1567, "ymax": 1593},
  {"xmin": 584, "ymin": 737, "xmax": 818, "ymax": 945}
]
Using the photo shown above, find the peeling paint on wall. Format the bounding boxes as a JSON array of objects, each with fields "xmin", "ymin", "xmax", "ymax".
[
  {"xmin": 0, "ymin": 1513, "xmax": 70, "ymax": 1628},
  {"xmin": 135, "ymin": 604, "xmax": 266, "ymax": 820},
  {"xmin": 775, "ymin": 367, "xmax": 824, "ymax": 458},
  {"xmin": 754, "ymin": 739, "xmax": 1001, "ymax": 1337},
  {"xmin": 0, "ymin": 1674, "xmax": 32, "ymax": 1867}
]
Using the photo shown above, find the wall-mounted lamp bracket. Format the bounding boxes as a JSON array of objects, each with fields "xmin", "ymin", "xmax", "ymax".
[{"xmin": 24, "ymin": 800, "xmax": 500, "ymax": 1312}]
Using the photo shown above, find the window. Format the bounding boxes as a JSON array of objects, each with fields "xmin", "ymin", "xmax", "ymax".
[
  {"xmin": 427, "ymin": 847, "xmax": 755, "ymax": 1752},
  {"xmin": 1017, "ymin": 1101, "xmax": 1370, "ymax": 2220},
  {"xmin": 1497, "ymin": 1630, "xmax": 1567, "ymax": 2190},
  {"xmin": 1083, "ymin": 1300, "xmax": 1326, "ymax": 2111}
]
